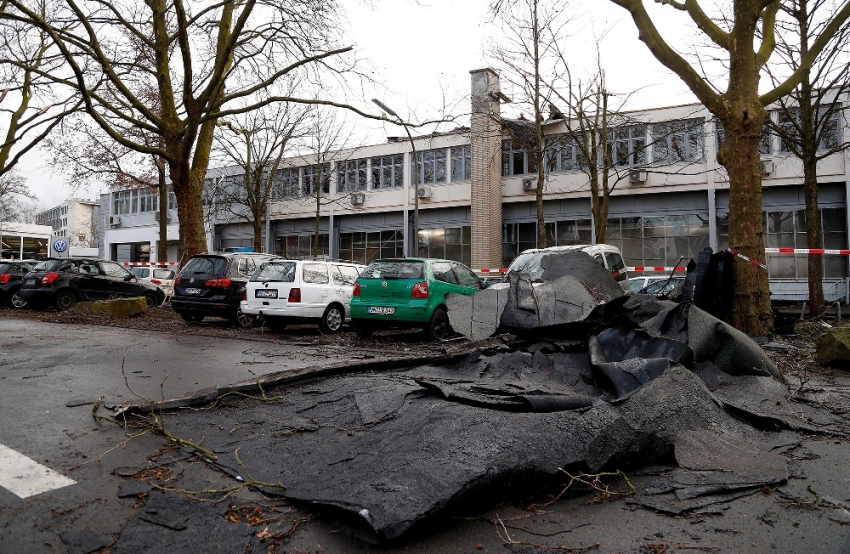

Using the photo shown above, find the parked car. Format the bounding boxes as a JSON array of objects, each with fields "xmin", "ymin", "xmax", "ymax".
[
  {"xmin": 503, "ymin": 244, "xmax": 629, "ymax": 290},
  {"xmin": 0, "ymin": 260, "xmax": 38, "ymax": 309},
  {"xmin": 629, "ymin": 275, "xmax": 685, "ymax": 297},
  {"xmin": 241, "ymin": 259, "xmax": 366, "ymax": 333},
  {"xmin": 171, "ymin": 252, "xmax": 277, "ymax": 327},
  {"xmin": 349, "ymin": 258, "xmax": 486, "ymax": 340},
  {"xmin": 130, "ymin": 266, "xmax": 176, "ymax": 299},
  {"xmin": 18, "ymin": 258, "xmax": 165, "ymax": 311}
]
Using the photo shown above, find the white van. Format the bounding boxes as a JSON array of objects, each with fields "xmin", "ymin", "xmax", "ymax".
[
  {"xmin": 504, "ymin": 244, "xmax": 629, "ymax": 290},
  {"xmin": 241, "ymin": 259, "xmax": 366, "ymax": 333}
]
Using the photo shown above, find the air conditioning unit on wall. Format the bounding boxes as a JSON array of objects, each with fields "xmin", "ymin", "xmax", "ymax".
[
  {"xmin": 417, "ymin": 187, "xmax": 432, "ymax": 199},
  {"xmin": 760, "ymin": 160, "xmax": 774, "ymax": 174},
  {"xmin": 350, "ymin": 192, "xmax": 365, "ymax": 205},
  {"xmin": 522, "ymin": 179, "xmax": 534, "ymax": 192},
  {"xmin": 109, "ymin": 215, "xmax": 121, "ymax": 226},
  {"xmin": 629, "ymin": 170, "xmax": 648, "ymax": 183}
]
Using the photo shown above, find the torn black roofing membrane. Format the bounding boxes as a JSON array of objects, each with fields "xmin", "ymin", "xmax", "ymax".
[{"xmin": 114, "ymin": 249, "xmax": 849, "ymax": 544}]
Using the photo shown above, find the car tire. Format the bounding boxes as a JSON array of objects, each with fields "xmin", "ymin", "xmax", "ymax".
[
  {"xmin": 9, "ymin": 289, "xmax": 27, "ymax": 309},
  {"xmin": 319, "ymin": 304, "xmax": 344, "ymax": 333},
  {"xmin": 425, "ymin": 307, "xmax": 450, "ymax": 341},
  {"xmin": 352, "ymin": 320, "xmax": 374, "ymax": 339},
  {"xmin": 232, "ymin": 307, "xmax": 255, "ymax": 329},
  {"xmin": 144, "ymin": 293, "xmax": 158, "ymax": 309},
  {"xmin": 179, "ymin": 312, "xmax": 204, "ymax": 323},
  {"xmin": 55, "ymin": 290, "xmax": 77, "ymax": 312}
]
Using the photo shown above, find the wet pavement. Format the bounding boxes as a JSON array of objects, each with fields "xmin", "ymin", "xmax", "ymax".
[{"xmin": 1, "ymin": 314, "xmax": 850, "ymax": 553}]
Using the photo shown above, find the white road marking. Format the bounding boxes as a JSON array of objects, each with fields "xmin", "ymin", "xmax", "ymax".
[{"xmin": 0, "ymin": 443, "xmax": 76, "ymax": 499}]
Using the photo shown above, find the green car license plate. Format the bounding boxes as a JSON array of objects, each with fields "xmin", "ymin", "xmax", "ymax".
[{"xmin": 368, "ymin": 306, "xmax": 395, "ymax": 315}]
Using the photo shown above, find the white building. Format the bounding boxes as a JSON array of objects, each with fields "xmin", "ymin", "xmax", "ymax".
[
  {"xmin": 100, "ymin": 68, "xmax": 850, "ymax": 301},
  {"xmin": 35, "ymin": 198, "xmax": 100, "ymax": 248},
  {"xmin": 0, "ymin": 222, "xmax": 53, "ymax": 259}
]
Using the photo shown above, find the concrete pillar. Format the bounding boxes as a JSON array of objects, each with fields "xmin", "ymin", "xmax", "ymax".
[{"xmin": 470, "ymin": 68, "xmax": 506, "ymax": 269}]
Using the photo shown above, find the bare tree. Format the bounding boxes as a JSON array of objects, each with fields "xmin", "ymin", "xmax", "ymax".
[
  {"xmin": 489, "ymin": 0, "xmax": 569, "ymax": 248},
  {"xmin": 0, "ymin": 0, "xmax": 79, "ymax": 177},
  {"xmin": 1, "ymin": 0, "xmax": 390, "ymax": 261},
  {"xmin": 608, "ymin": 0, "xmax": 850, "ymax": 336},
  {"xmin": 760, "ymin": 0, "xmax": 850, "ymax": 317},
  {"xmin": 212, "ymin": 102, "xmax": 308, "ymax": 253},
  {"xmin": 0, "ymin": 168, "xmax": 34, "ymax": 221}
]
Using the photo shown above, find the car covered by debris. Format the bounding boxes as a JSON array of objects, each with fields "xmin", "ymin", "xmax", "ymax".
[
  {"xmin": 349, "ymin": 258, "xmax": 486, "ymax": 340},
  {"xmin": 504, "ymin": 244, "xmax": 629, "ymax": 290},
  {"xmin": 0, "ymin": 260, "xmax": 38, "ymax": 309},
  {"xmin": 629, "ymin": 275, "xmax": 685, "ymax": 297},
  {"xmin": 241, "ymin": 259, "xmax": 365, "ymax": 333},
  {"xmin": 18, "ymin": 258, "xmax": 165, "ymax": 311},
  {"xmin": 171, "ymin": 252, "xmax": 277, "ymax": 327}
]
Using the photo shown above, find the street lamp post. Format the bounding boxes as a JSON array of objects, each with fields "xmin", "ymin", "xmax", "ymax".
[{"xmin": 372, "ymin": 99, "xmax": 418, "ymax": 258}]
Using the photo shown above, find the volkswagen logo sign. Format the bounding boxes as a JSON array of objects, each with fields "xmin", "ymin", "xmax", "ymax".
[{"xmin": 53, "ymin": 239, "xmax": 68, "ymax": 253}]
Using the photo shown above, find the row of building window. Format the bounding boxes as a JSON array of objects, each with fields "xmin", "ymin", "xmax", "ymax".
[
  {"xmin": 113, "ymin": 189, "xmax": 178, "ymax": 215},
  {"xmin": 268, "ymin": 146, "xmax": 474, "ymax": 199},
  {"xmin": 265, "ymin": 208, "xmax": 846, "ymax": 280},
  {"xmin": 505, "ymin": 109, "xmax": 843, "ymax": 176}
]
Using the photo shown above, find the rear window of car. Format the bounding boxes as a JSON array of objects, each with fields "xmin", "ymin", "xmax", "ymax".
[
  {"xmin": 180, "ymin": 256, "xmax": 228, "ymax": 277},
  {"xmin": 32, "ymin": 259, "xmax": 69, "ymax": 272},
  {"xmin": 361, "ymin": 261, "xmax": 424, "ymax": 280},
  {"xmin": 0, "ymin": 263, "xmax": 14, "ymax": 273},
  {"xmin": 251, "ymin": 261, "xmax": 296, "ymax": 282}
]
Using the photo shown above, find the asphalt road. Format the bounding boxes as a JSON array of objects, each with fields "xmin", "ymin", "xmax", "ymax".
[{"xmin": 1, "ymin": 317, "xmax": 850, "ymax": 554}]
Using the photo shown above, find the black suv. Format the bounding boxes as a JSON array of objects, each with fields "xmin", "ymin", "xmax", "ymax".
[
  {"xmin": 19, "ymin": 258, "xmax": 165, "ymax": 311},
  {"xmin": 0, "ymin": 260, "xmax": 38, "ymax": 309},
  {"xmin": 171, "ymin": 252, "xmax": 276, "ymax": 327}
]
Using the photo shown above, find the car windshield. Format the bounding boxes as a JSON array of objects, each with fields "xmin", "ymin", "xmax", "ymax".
[
  {"xmin": 503, "ymin": 252, "xmax": 547, "ymax": 282},
  {"xmin": 361, "ymin": 261, "xmax": 425, "ymax": 280},
  {"xmin": 32, "ymin": 259, "xmax": 68, "ymax": 272},
  {"xmin": 251, "ymin": 261, "xmax": 296, "ymax": 282},
  {"xmin": 181, "ymin": 256, "xmax": 228, "ymax": 276},
  {"xmin": 130, "ymin": 267, "xmax": 149, "ymax": 278},
  {"xmin": 152, "ymin": 269, "xmax": 175, "ymax": 279}
]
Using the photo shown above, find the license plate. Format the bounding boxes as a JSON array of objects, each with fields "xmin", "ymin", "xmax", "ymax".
[
  {"xmin": 26, "ymin": 279, "xmax": 36, "ymax": 285},
  {"xmin": 368, "ymin": 306, "xmax": 395, "ymax": 315},
  {"xmin": 255, "ymin": 289, "xmax": 278, "ymax": 299},
  {"xmin": 184, "ymin": 288, "xmax": 201, "ymax": 295}
]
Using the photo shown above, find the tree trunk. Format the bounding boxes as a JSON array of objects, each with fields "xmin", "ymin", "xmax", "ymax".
[
  {"xmin": 157, "ymin": 162, "xmax": 168, "ymax": 264},
  {"xmin": 169, "ymin": 159, "xmax": 208, "ymax": 264},
  {"xmin": 253, "ymin": 218, "xmax": 263, "ymax": 254},
  {"xmin": 803, "ymin": 156, "xmax": 825, "ymax": 316},
  {"xmin": 718, "ymin": 103, "xmax": 773, "ymax": 335}
]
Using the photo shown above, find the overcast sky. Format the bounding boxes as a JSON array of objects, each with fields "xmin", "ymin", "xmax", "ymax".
[{"xmin": 23, "ymin": 0, "xmax": 696, "ymax": 210}]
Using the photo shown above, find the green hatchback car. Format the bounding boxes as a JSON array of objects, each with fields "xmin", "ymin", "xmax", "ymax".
[{"xmin": 350, "ymin": 258, "xmax": 486, "ymax": 340}]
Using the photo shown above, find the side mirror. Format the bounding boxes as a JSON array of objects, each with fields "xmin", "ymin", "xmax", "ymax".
[{"xmin": 124, "ymin": 274, "xmax": 134, "ymax": 281}]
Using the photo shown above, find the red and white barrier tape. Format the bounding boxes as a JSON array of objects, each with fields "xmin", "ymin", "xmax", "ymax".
[
  {"xmin": 728, "ymin": 249, "xmax": 767, "ymax": 269},
  {"xmin": 627, "ymin": 266, "xmax": 687, "ymax": 273},
  {"xmin": 473, "ymin": 268, "xmax": 508, "ymax": 274},
  {"xmin": 122, "ymin": 262, "xmax": 177, "ymax": 266},
  {"xmin": 765, "ymin": 248, "xmax": 850, "ymax": 255}
]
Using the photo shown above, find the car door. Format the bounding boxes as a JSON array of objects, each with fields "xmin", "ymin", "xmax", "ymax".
[
  {"xmin": 331, "ymin": 264, "xmax": 360, "ymax": 309},
  {"xmin": 430, "ymin": 261, "xmax": 463, "ymax": 305},
  {"xmin": 72, "ymin": 260, "xmax": 108, "ymax": 300},
  {"xmin": 301, "ymin": 262, "xmax": 331, "ymax": 317},
  {"xmin": 452, "ymin": 263, "xmax": 485, "ymax": 294},
  {"xmin": 98, "ymin": 261, "xmax": 139, "ymax": 298}
]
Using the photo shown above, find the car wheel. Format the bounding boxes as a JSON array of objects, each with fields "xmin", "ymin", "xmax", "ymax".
[
  {"xmin": 425, "ymin": 307, "xmax": 450, "ymax": 341},
  {"xmin": 352, "ymin": 320, "xmax": 374, "ymax": 339},
  {"xmin": 9, "ymin": 289, "xmax": 27, "ymax": 309},
  {"xmin": 179, "ymin": 312, "xmax": 204, "ymax": 323},
  {"xmin": 319, "ymin": 304, "xmax": 344, "ymax": 333},
  {"xmin": 55, "ymin": 290, "xmax": 77, "ymax": 312},
  {"xmin": 144, "ymin": 293, "xmax": 158, "ymax": 309},
  {"xmin": 233, "ymin": 307, "xmax": 255, "ymax": 329}
]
